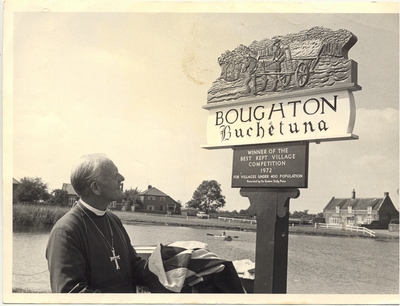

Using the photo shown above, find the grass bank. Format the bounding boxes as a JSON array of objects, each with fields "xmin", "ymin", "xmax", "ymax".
[
  {"xmin": 114, "ymin": 210, "xmax": 257, "ymax": 231},
  {"xmin": 13, "ymin": 203, "xmax": 70, "ymax": 229},
  {"xmin": 113, "ymin": 211, "xmax": 399, "ymax": 241}
]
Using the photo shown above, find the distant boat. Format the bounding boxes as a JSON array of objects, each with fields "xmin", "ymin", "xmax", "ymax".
[
  {"xmin": 207, "ymin": 232, "xmax": 237, "ymax": 241},
  {"xmin": 213, "ymin": 234, "xmax": 225, "ymax": 238}
]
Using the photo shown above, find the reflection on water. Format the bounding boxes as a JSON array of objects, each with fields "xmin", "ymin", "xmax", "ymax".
[{"xmin": 12, "ymin": 224, "xmax": 399, "ymax": 294}]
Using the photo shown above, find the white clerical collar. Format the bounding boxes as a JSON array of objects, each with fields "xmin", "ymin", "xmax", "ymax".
[{"xmin": 79, "ymin": 199, "xmax": 106, "ymax": 216}]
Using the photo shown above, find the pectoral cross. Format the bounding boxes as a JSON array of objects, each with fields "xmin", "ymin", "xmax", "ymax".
[{"xmin": 110, "ymin": 248, "xmax": 121, "ymax": 270}]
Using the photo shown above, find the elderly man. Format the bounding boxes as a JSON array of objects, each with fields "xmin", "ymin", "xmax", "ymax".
[{"xmin": 46, "ymin": 153, "xmax": 152, "ymax": 293}]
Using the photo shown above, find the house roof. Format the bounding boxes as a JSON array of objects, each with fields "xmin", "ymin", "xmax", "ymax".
[
  {"xmin": 324, "ymin": 197, "xmax": 384, "ymax": 211},
  {"xmin": 138, "ymin": 186, "xmax": 169, "ymax": 197},
  {"xmin": 138, "ymin": 186, "xmax": 181, "ymax": 206},
  {"xmin": 62, "ymin": 183, "xmax": 78, "ymax": 195},
  {"xmin": 13, "ymin": 178, "xmax": 21, "ymax": 184}
]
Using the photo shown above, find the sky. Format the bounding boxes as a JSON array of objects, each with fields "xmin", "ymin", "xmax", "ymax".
[{"xmin": 7, "ymin": 3, "xmax": 399, "ymax": 214}]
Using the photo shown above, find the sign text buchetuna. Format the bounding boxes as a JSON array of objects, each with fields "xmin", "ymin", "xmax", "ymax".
[{"xmin": 203, "ymin": 89, "xmax": 357, "ymax": 149}]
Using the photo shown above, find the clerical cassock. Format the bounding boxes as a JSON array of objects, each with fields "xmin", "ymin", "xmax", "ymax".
[{"xmin": 46, "ymin": 201, "xmax": 151, "ymax": 293}]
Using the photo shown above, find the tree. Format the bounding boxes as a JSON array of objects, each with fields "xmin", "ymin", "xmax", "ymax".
[
  {"xmin": 51, "ymin": 189, "xmax": 69, "ymax": 206},
  {"xmin": 15, "ymin": 177, "xmax": 50, "ymax": 203},
  {"xmin": 239, "ymin": 209, "xmax": 249, "ymax": 215},
  {"xmin": 290, "ymin": 209, "xmax": 316, "ymax": 223},
  {"xmin": 123, "ymin": 187, "xmax": 142, "ymax": 211},
  {"xmin": 290, "ymin": 209, "xmax": 311, "ymax": 218},
  {"xmin": 186, "ymin": 180, "xmax": 226, "ymax": 213}
]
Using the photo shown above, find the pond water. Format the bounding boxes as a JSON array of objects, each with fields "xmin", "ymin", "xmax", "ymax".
[{"xmin": 12, "ymin": 224, "xmax": 399, "ymax": 294}]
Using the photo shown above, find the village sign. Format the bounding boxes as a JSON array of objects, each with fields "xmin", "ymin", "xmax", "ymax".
[{"xmin": 203, "ymin": 26, "xmax": 361, "ymax": 293}]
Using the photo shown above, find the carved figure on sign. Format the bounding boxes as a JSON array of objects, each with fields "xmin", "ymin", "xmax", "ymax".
[
  {"xmin": 242, "ymin": 54, "xmax": 258, "ymax": 94},
  {"xmin": 207, "ymin": 27, "xmax": 359, "ymax": 103},
  {"xmin": 272, "ymin": 39, "xmax": 285, "ymax": 65}
]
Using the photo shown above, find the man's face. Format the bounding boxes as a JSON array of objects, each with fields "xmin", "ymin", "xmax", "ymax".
[{"xmin": 96, "ymin": 161, "xmax": 125, "ymax": 204}]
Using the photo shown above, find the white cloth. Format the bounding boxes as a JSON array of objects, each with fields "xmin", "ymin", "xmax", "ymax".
[{"xmin": 232, "ymin": 259, "xmax": 255, "ymax": 280}]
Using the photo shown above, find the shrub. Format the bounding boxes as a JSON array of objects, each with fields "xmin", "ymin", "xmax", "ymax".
[{"xmin": 13, "ymin": 203, "xmax": 70, "ymax": 228}]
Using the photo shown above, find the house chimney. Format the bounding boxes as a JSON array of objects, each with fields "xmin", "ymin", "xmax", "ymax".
[
  {"xmin": 148, "ymin": 185, "xmax": 152, "ymax": 190},
  {"xmin": 384, "ymin": 192, "xmax": 389, "ymax": 197},
  {"xmin": 351, "ymin": 189, "xmax": 356, "ymax": 199}
]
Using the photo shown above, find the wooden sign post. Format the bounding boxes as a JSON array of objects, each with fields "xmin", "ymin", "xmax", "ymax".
[
  {"xmin": 233, "ymin": 142, "xmax": 307, "ymax": 293},
  {"xmin": 203, "ymin": 27, "xmax": 361, "ymax": 293},
  {"xmin": 240, "ymin": 187, "xmax": 299, "ymax": 293}
]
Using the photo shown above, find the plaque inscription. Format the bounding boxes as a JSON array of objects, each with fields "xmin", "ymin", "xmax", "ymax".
[{"xmin": 232, "ymin": 142, "xmax": 309, "ymax": 188}]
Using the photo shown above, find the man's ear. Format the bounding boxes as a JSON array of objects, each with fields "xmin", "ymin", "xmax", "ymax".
[{"xmin": 90, "ymin": 181, "xmax": 101, "ymax": 195}]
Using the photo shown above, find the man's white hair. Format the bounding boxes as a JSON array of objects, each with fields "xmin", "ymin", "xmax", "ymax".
[{"xmin": 70, "ymin": 153, "xmax": 111, "ymax": 197}]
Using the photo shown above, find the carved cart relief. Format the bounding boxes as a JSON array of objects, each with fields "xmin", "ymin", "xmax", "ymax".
[{"xmin": 207, "ymin": 27, "xmax": 358, "ymax": 104}]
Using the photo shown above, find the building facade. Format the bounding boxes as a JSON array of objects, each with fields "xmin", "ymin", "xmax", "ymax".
[
  {"xmin": 62, "ymin": 183, "xmax": 79, "ymax": 205},
  {"xmin": 137, "ymin": 185, "xmax": 181, "ymax": 214},
  {"xmin": 323, "ymin": 190, "xmax": 399, "ymax": 228}
]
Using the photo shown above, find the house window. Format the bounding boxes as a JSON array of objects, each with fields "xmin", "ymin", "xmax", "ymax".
[
  {"xmin": 147, "ymin": 205, "xmax": 155, "ymax": 211},
  {"xmin": 366, "ymin": 216, "xmax": 373, "ymax": 224},
  {"xmin": 160, "ymin": 197, "xmax": 166, "ymax": 201},
  {"xmin": 348, "ymin": 206, "xmax": 352, "ymax": 213},
  {"xmin": 160, "ymin": 205, "xmax": 164, "ymax": 211},
  {"xmin": 148, "ymin": 196, "xmax": 155, "ymax": 200},
  {"xmin": 329, "ymin": 217, "xmax": 341, "ymax": 224},
  {"xmin": 335, "ymin": 206, "xmax": 340, "ymax": 213},
  {"xmin": 367, "ymin": 206, "xmax": 372, "ymax": 214}
]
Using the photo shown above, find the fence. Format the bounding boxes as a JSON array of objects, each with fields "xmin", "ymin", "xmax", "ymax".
[
  {"xmin": 315, "ymin": 223, "xmax": 375, "ymax": 237},
  {"xmin": 315, "ymin": 223, "xmax": 341, "ymax": 229},
  {"xmin": 345, "ymin": 225, "xmax": 376, "ymax": 237},
  {"xmin": 218, "ymin": 216, "xmax": 257, "ymax": 224}
]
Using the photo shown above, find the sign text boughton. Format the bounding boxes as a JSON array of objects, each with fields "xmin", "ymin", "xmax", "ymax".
[
  {"xmin": 217, "ymin": 96, "xmax": 335, "ymax": 139},
  {"xmin": 204, "ymin": 90, "xmax": 357, "ymax": 148}
]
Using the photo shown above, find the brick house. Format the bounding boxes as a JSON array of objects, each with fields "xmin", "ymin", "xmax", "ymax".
[
  {"xmin": 323, "ymin": 190, "xmax": 399, "ymax": 229},
  {"xmin": 137, "ymin": 185, "xmax": 181, "ymax": 214},
  {"xmin": 62, "ymin": 183, "xmax": 79, "ymax": 205}
]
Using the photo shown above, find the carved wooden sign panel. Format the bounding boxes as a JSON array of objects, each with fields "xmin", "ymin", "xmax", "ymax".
[
  {"xmin": 207, "ymin": 27, "xmax": 359, "ymax": 103},
  {"xmin": 203, "ymin": 27, "xmax": 360, "ymax": 149}
]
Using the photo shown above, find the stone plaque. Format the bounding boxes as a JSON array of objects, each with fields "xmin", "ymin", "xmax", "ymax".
[{"xmin": 232, "ymin": 142, "xmax": 309, "ymax": 188}]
